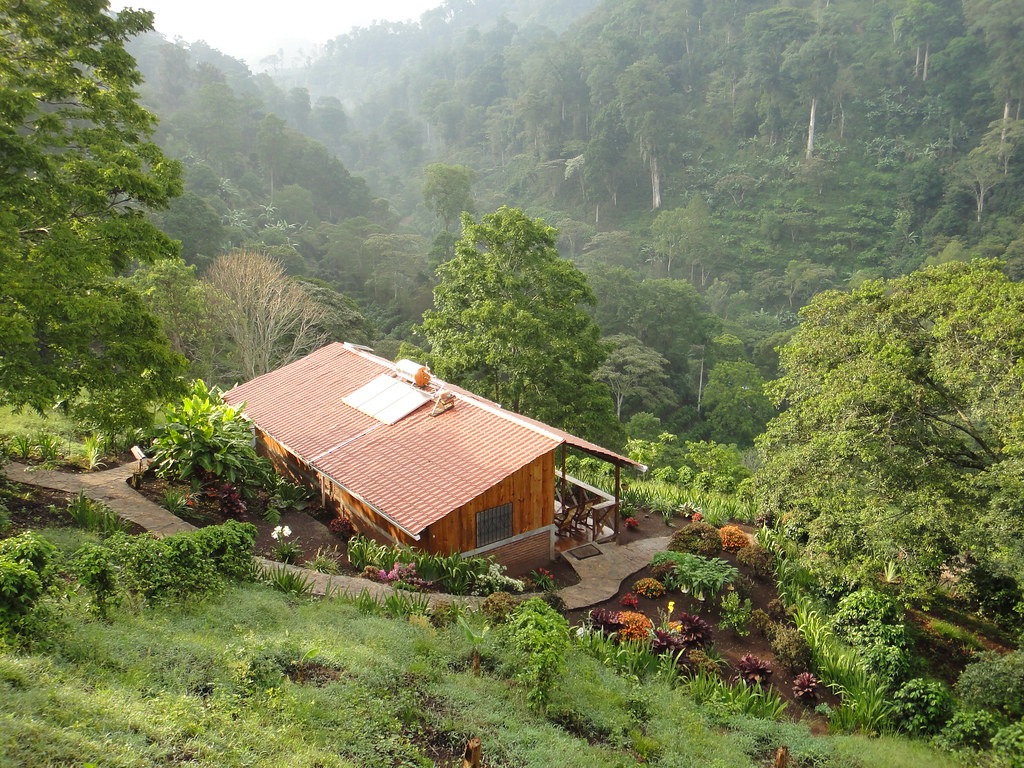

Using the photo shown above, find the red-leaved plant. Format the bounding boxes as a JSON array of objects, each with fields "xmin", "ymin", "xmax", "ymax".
[
  {"xmin": 792, "ymin": 672, "xmax": 819, "ymax": 704},
  {"xmin": 736, "ymin": 654, "xmax": 773, "ymax": 686}
]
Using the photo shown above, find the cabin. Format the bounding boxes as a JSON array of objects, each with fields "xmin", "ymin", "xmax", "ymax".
[{"xmin": 224, "ymin": 343, "xmax": 644, "ymax": 572}]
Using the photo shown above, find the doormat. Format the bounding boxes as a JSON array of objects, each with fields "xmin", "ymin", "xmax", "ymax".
[{"xmin": 568, "ymin": 544, "xmax": 602, "ymax": 560}]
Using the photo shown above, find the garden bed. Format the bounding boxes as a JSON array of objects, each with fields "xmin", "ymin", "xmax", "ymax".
[
  {"xmin": 132, "ymin": 473, "xmax": 352, "ymax": 569},
  {"xmin": 567, "ymin": 519, "xmax": 840, "ymax": 726}
]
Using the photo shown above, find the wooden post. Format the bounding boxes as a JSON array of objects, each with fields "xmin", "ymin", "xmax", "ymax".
[
  {"xmin": 559, "ymin": 444, "xmax": 567, "ymax": 528},
  {"xmin": 614, "ymin": 463, "xmax": 621, "ymax": 540},
  {"xmin": 774, "ymin": 745, "xmax": 790, "ymax": 768},
  {"xmin": 462, "ymin": 737, "xmax": 482, "ymax": 768}
]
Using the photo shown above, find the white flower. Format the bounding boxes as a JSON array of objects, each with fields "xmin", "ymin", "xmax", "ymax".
[
  {"xmin": 271, "ymin": 525, "xmax": 291, "ymax": 541},
  {"xmin": 282, "ymin": 525, "xmax": 291, "ymax": 538}
]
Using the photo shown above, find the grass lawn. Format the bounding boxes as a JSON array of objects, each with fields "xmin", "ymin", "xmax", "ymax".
[{"xmin": 0, "ymin": 574, "xmax": 966, "ymax": 768}]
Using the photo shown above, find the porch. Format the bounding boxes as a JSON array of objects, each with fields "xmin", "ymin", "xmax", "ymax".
[{"xmin": 553, "ymin": 467, "xmax": 620, "ymax": 552}]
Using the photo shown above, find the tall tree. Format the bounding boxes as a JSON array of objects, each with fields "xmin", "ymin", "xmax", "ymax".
[
  {"xmin": 421, "ymin": 208, "xmax": 618, "ymax": 442},
  {"xmin": 594, "ymin": 335, "xmax": 673, "ymax": 420},
  {"xmin": 422, "ymin": 163, "xmax": 476, "ymax": 232},
  {"xmin": 756, "ymin": 260, "xmax": 1024, "ymax": 601},
  {"xmin": 0, "ymin": 0, "xmax": 186, "ymax": 431},
  {"xmin": 204, "ymin": 250, "xmax": 329, "ymax": 380}
]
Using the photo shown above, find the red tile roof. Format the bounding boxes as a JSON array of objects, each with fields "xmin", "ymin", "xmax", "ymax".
[{"xmin": 224, "ymin": 343, "xmax": 641, "ymax": 537}]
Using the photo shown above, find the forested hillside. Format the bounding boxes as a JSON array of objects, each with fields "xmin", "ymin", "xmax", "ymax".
[{"xmin": 126, "ymin": 0, "xmax": 1024, "ymax": 449}]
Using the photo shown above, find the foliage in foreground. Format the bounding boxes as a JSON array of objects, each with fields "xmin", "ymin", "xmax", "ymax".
[{"xmin": 0, "ymin": 577, "xmax": 968, "ymax": 768}]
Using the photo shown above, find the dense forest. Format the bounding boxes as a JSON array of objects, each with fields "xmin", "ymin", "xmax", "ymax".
[{"xmin": 117, "ymin": 0, "xmax": 1024, "ymax": 452}]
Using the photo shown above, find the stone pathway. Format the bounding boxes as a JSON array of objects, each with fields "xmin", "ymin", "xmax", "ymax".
[
  {"xmin": 5, "ymin": 461, "xmax": 665, "ymax": 609},
  {"xmin": 3, "ymin": 461, "xmax": 195, "ymax": 537},
  {"xmin": 3, "ymin": 460, "xmax": 480, "ymax": 606},
  {"xmin": 558, "ymin": 535, "xmax": 670, "ymax": 610}
]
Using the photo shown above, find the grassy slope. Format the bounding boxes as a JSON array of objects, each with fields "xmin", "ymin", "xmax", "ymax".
[{"xmin": 0, "ymin": 571, "xmax": 964, "ymax": 768}]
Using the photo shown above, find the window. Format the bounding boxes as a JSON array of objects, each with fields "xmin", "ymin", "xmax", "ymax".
[{"xmin": 476, "ymin": 502, "xmax": 513, "ymax": 548}]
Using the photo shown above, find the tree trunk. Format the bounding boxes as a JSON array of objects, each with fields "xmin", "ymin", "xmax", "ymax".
[
  {"xmin": 922, "ymin": 40, "xmax": 929, "ymax": 81},
  {"xmin": 806, "ymin": 96, "xmax": 818, "ymax": 160},
  {"xmin": 650, "ymin": 153, "xmax": 662, "ymax": 210},
  {"xmin": 914, "ymin": 46, "xmax": 920, "ymax": 79}
]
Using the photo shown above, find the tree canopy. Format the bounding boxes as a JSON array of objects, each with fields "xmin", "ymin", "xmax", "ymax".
[
  {"xmin": 755, "ymin": 260, "xmax": 1024, "ymax": 602},
  {"xmin": 0, "ymin": 0, "xmax": 186, "ymax": 430},
  {"xmin": 421, "ymin": 207, "xmax": 619, "ymax": 443}
]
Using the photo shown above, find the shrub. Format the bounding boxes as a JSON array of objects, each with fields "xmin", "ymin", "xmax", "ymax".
[
  {"xmin": 749, "ymin": 609, "xmax": 773, "ymax": 637},
  {"xmin": 732, "ymin": 574, "xmax": 755, "ymax": 601},
  {"xmin": 892, "ymin": 678, "xmax": 953, "ymax": 735},
  {"xmin": 480, "ymin": 591, "xmax": 517, "ymax": 624},
  {"xmin": 71, "ymin": 543, "xmax": 121, "ymax": 618},
  {"xmin": 792, "ymin": 672, "xmax": 819, "ymax": 704},
  {"xmin": 956, "ymin": 650, "xmax": 1024, "ymax": 719},
  {"xmin": 736, "ymin": 544, "xmax": 774, "ymax": 578},
  {"xmin": 766, "ymin": 597, "xmax": 792, "ymax": 622},
  {"xmin": 509, "ymin": 597, "xmax": 570, "ymax": 711},
  {"xmin": 770, "ymin": 625, "xmax": 813, "ymax": 674},
  {"xmin": 540, "ymin": 591, "xmax": 566, "ymax": 613},
  {"xmin": 160, "ymin": 487, "xmax": 191, "ymax": 515},
  {"xmin": 668, "ymin": 521, "xmax": 721, "ymax": 556},
  {"xmin": 718, "ymin": 525, "xmax": 749, "ymax": 552},
  {"xmin": 633, "ymin": 577, "xmax": 666, "ymax": 599},
  {"xmin": 719, "ymin": 590, "xmax": 752, "ymax": 636},
  {"xmin": 150, "ymin": 380, "xmax": 263, "ymax": 488},
  {"xmin": 933, "ymin": 709, "xmax": 1001, "ymax": 752},
  {"xmin": 993, "ymin": 721, "xmax": 1024, "ymax": 767},
  {"xmin": 736, "ymin": 654, "xmax": 773, "ymax": 686},
  {"xmin": 688, "ymin": 649, "xmax": 721, "ymax": 676},
  {"xmin": 831, "ymin": 588, "xmax": 910, "ymax": 685},
  {"xmin": 328, "ymin": 515, "xmax": 357, "ymax": 542},
  {"xmin": 105, "ymin": 520, "xmax": 256, "ymax": 605},
  {"xmin": 617, "ymin": 611, "xmax": 654, "ymax": 642},
  {"xmin": 650, "ymin": 561, "xmax": 676, "ymax": 582},
  {"xmin": 621, "ymin": 592, "xmax": 639, "ymax": 608}
]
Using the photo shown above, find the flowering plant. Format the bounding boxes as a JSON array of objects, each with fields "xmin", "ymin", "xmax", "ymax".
[
  {"xmin": 378, "ymin": 561, "xmax": 428, "ymax": 591},
  {"xmin": 691, "ymin": 512, "xmax": 704, "ymax": 522},
  {"xmin": 624, "ymin": 517, "xmax": 640, "ymax": 530},
  {"xmin": 617, "ymin": 611, "xmax": 654, "ymax": 642},
  {"xmin": 620, "ymin": 592, "xmax": 639, "ymax": 608},
  {"xmin": 530, "ymin": 567, "xmax": 556, "ymax": 591},
  {"xmin": 633, "ymin": 577, "xmax": 666, "ymax": 599},
  {"xmin": 271, "ymin": 525, "xmax": 301, "ymax": 564},
  {"xmin": 718, "ymin": 524, "xmax": 749, "ymax": 552}
]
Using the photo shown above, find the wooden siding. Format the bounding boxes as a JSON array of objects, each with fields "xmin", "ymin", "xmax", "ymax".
[
  {"xmin": 254, "ymin": 428, "xmax": 555, "ymax": 558},
  {"xmin": 254, "ymin": 427, "xmax": 417, "ymax": 547},
  {"xmin": 425, "ymin": 449, "xmax": 556, "ymax": 555}
]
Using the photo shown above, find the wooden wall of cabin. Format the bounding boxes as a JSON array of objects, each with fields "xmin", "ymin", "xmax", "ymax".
[
  {"xmin": 254, "ymin": 427, "xmax": 417, "ymax": 547},
  {"xmin": 424, "ymin": 449, "xmax": 556, "ymax": 555}
]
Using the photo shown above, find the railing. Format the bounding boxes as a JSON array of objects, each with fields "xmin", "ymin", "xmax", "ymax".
[{"xmin": 554, "ymin": 471, "xmax": 618, "ymax": 542}]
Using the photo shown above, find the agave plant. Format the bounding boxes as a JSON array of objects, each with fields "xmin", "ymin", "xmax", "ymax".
[
  {"xmin": 736, "ymin": 654, "xmax": 773, "ymax": 686},
  {"xmin": 792, "ymin": 672, "xmax": 820, "ymax": 704}
]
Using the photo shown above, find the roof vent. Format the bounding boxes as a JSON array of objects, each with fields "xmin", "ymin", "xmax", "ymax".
[{"xmin": 395, "ymin": 359, "xmax": 432, "ymax": 387}]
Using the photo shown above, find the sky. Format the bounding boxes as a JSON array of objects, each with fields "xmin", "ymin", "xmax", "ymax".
[{"xmin": 109, "ymin": 0, "xmax": 441, "ymax": 69}]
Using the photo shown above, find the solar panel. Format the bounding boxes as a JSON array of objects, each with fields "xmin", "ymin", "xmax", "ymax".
[{"xmin": 342, "ymin": 374, "xmax": 431, "ymax": 424}]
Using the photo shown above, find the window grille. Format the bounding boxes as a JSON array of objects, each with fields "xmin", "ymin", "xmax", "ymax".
[{"xmin": 476, "ymin": 502, "xmax": 513, "ymax": 548}]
